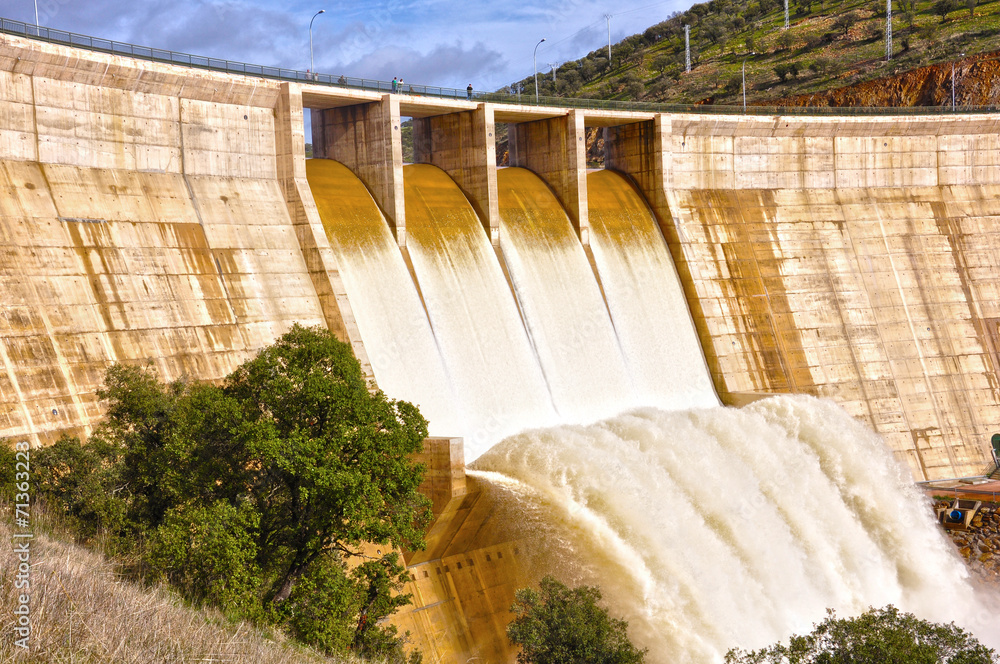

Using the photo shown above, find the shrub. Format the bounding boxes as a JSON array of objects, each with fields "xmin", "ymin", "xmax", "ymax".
[
  {"xmin": 32, "ymin": 434, "xmax": 127, "ymax": 541},
  {"xmin": 935, "ymin": 0, "xmax": 961, "ymax": 21},
  {"xmin": 809, "ymin": 57, "xmax": 832, "ymax": 74},
  {"xmin": 833, "ymin": 11, "xmax": 856, "ymax": 35},
  {"xmin": 284, "ymin": 553, "xmax": 362, "ymax": 654},
  {"xmin": 507, "ymin": 576, "xmax": 646, "ymax": 664},
  {"xmin": 725, "ymin": 605, "xmax": 997, "ymax": 663},
  {"xmin": 148, "ymin": 500, "xmax": 262, "ymax": 614}
]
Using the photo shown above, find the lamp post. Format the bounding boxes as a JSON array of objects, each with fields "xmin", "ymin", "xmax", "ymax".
[
  {"xmin": 33, "ymin": 0, "xmax": 38, "ymax": 30},
  {"xmin": 742, "ymin": 52, "xmax": 755, "ymax": 112},
  {"xmin": 533, "ymin": 38, "xmax": 546, "ymax": 103},
  {"xmin": 309, "ymin": 10, "xmax": 325, "ymax": 79},
  {"xmin": 952, "ymin": 52, "xmax": 966, "ymax": 110}
]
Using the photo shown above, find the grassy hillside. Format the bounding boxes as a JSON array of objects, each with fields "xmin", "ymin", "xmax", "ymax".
[
  {"xmin": 0, "ymin": 504, "xmax": 360, "ymax": 664},
  {"xmin": 517, "ymin": 0, "xmax": 1000, "ymax": 106}
]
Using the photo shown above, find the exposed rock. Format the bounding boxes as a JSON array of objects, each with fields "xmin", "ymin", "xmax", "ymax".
[
  {"xmin": 937, "ymin": 500, "xmax": 1000, "ymax": 588},
  {"xmin": 770, "ymin": 53, "xmax": 1000, "ymax": 108}
]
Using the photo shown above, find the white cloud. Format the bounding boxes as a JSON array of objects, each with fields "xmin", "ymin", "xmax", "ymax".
[{"xmin": 8, "ymin": 0, "xmax": 692, "ymax": 92}]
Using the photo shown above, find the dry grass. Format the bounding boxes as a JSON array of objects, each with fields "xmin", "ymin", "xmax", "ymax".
[{"xmin": 0, "ymin": 509, "xmax": 360, "ymax": 664}]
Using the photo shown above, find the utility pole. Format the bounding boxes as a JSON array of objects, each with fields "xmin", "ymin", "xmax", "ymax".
[
  {"xmin": 549, "ymin": 63, "xmax": 558, "ymax": 83},
  {"xmin": 605, "ymin": 14, "xmax": 613, "ymax": 63},
  {"xmin": 952, "ymin": 53, "xmax": 966, "ymax": 110},
  {"xmin": 742, "ymin": 52, "xmax": 755, "ymax": 111},
  {"xmin": 784, "ymin": 0, "xmax": 789, "ymax": 28},
  {"xmin": 885, "ymin": 0, "xmax": 892, "ymax": 61},
  {"xmin": 685, "ymin": 25, "xmax": 691, "ymax": 72}
]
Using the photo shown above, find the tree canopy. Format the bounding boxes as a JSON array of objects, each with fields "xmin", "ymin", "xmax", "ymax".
[
  {"xmin": 725, "ymin": 605, "xmax": 997, "ymax": 664},
  {"xmin": 30, "ymin": 324, "xmax": 431, "ymax": 661},
  {"xmin": 507, "ymin": 576, "xmax": 647, "ymax": 664}
]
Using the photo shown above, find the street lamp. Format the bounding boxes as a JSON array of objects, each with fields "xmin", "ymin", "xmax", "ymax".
[
  {"xmin": 533, "ymin": 38, "xmax": 546, "ymax": 103},
  {"xmin": 952, "ymin": 52, "xmax": 966, "ymax": 110},
  {"xmin": 742, "ymin": 52, "xmax": 755, "ymax": 112},
  {"xmin": 33, "ymin": 0, "xmax": 38, "ymax": 30},
  {"xmin": 309, "ymin": 9, "xmax": 325, "ymax": 80}
]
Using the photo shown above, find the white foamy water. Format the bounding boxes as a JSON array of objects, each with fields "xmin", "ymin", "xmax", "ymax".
[
  {"xmin": 587, "ymin": 170, "xmax": 718, "ymax": 410},
  {"xmin": 498, "ymin": 167, "xmax": 636, "ymax": 422},
  {"xmin": 473, "ymin": 395, "xmax": 996, "ymax": 663},
  {"xmin": 404, "ymin": 164, "xmax": 558, "ymax": 458},
  {"xmin": 306, "ymin": 159, "xmax": 465, "ymax": 436}
]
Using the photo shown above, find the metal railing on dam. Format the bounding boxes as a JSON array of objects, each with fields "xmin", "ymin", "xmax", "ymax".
[{"xmin": 3, "ymin": 15, "xmax": 1000, "ymax": 117}]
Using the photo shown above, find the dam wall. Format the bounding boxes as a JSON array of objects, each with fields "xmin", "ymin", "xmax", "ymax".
[
  {"xmin": 3, "ymin": 31, "xmax": 1000, "ymax": 475},
  {"xmin": 0, "ymin": 33, "xmax": 370, "ymax": 444},
  {"xmin": 609, "ymin": 113, "xmax": 1000, "ymax": 480}
]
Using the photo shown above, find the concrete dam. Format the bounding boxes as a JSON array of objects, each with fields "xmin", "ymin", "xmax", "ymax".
[{"xmin": 2, "ymin": 26, "xmax": 999, "ymax": 663}]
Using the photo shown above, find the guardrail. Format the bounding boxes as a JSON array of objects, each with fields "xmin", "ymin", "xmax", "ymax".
[
  {"xmin": 3, "ymin": 15, "xmax": 1000, "ymax": 117},
  {"xmin": 927, "ymin": 486, "xmax": 1000, "ymax": 503}
]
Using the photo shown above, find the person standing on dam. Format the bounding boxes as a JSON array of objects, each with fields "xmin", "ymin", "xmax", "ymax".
[
  {"xmin": 392, "ymin": 77, "xmax": 398, "ymax": 92},
  {"xmin": 467, "ymin": 83, "xmax": 473, "ymax": 100}
]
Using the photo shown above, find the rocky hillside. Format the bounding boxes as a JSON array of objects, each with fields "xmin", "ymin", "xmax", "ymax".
[
  {"xmin": 935, "ymin": 499, "xmax": 1000, "ymax": 587},
  {"xmin": 772, "ymin": 51, "xmax": 1000, "ymax": 106}
]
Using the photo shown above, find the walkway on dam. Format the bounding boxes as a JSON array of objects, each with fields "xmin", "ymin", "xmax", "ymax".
[{"xmin": 3, "ymin": 14, "xmax": 1000, "ymax": 118}]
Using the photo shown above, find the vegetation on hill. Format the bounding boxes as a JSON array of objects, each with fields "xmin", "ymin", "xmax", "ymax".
[
  {"xmin": 2, "ymin": 324, "xmax": 430, "ymax": 663},
  {"xmin": 512, "ymin": 0, "xmax": 1000, "ymax": 106}
]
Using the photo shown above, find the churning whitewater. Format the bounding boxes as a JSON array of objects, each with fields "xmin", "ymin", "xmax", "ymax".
[{"xmin": 473, "ymin": 395, "xmax": 989, "ymax": 663}]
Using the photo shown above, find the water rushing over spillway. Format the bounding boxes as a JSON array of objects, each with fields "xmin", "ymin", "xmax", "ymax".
[
  {"xmin": 497, "ymin": 168, "xmax": 634, "ymax": 422},
  {"xmin": 473, "ymin": 396, "xmax": 991, "ymax": 663},
  {"xmin": 587, "ymin": 170, "xmax": 718, "ymax": 410},
  {"xmin": 306, "ymin": 159, "xmax": 992, "ymax": 660},
  {"xmin": 308, "ymin": 161, "xmax": 720, "ymax": 456},
  {"xmin": 306, "ymin": 159, "xmax": 464, "ymax": 436},
  {"xmin": 403, "ymin": 164, "xmax": 559, "ymax": 454}
]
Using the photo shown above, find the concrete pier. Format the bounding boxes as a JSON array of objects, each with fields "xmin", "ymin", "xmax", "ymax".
[{"xmin": 508, "ymin": 110, "xmax": 590, "ymax": 243}]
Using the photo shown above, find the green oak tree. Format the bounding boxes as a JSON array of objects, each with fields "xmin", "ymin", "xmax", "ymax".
[
  {"xmin": 31, "ymin": 323, "xmax": 432, "ymax": 659},
  {"xmin": 224, "ymin": 324, "xmax": 431, "ymax": 601}
]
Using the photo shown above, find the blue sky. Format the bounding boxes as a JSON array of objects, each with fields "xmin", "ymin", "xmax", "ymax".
[{"xmin": 6, "ymin": 0, "xmax": 692, "ymax": 91}]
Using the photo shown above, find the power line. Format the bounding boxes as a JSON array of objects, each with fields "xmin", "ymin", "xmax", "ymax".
[
  {"xmin": 483, "ymin": 1, "xmax": 679, "ymax": 89},
  {"xmin": 503, "ymin": 0, "xmax": 676, "ymax": 73}
]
